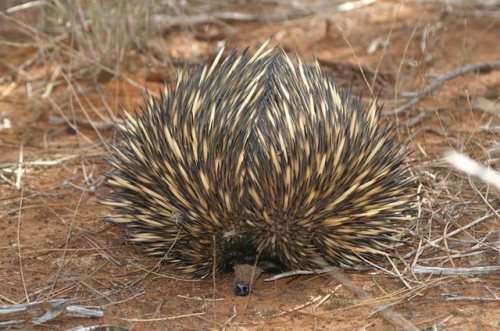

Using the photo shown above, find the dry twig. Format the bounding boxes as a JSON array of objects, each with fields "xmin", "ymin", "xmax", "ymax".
[
  {"xmin": 384, "ymin": 61, "xmax": 500, "ymax": 116},
  {"xmin": 412, "ymin": 265, "xmax": 500, "ymax": 275},
  {"xmin": 152, "ymin": 0, "xmax": 375, "ymax": 30}
]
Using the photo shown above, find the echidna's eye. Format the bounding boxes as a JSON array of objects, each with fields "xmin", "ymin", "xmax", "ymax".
[{"xmin": 234, "ymin": 283, "xmax": 249, "ymax": 296}]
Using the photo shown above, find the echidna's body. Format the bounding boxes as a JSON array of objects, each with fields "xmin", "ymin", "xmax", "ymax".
[{"xmin": 105, "ymin": 45, "xmax": 416, "ymax": 279}]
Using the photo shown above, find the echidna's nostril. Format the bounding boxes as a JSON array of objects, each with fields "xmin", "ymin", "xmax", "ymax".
[{"xmin": 234, "ymin": 283, "xmax": 250, "ymax": 296}]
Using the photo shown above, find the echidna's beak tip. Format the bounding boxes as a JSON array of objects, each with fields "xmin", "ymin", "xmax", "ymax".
[{"xmin": 234, "ymin": 283, "xmax": 250, "ymax": 296}]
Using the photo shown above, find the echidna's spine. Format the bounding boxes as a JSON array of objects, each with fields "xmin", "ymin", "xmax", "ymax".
[{"xmin": 104, "ymin": 43, "xmax": 416, "ymax": 277}]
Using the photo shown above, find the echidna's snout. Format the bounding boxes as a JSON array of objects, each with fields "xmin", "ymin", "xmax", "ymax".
[
  {"xmin": 233, "ymin": 264, "xmax": 263, "ymax": 296},
  {"xmin": 234, "ymin": 283, "xmax": 250, "ymax": 296}
]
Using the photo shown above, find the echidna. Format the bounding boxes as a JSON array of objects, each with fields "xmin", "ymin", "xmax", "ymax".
[{"xmin": 104, "ymin": 43, "xmax": 416, "ymax": 296}]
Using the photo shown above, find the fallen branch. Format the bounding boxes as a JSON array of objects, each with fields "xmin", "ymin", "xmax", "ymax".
[
  {"xmin": 265, "ymin": 266, "xmax": 348, "ymax": 281},
  {"xmin": 121, "ymin": 312, "xmax": 206, "ymax": 322},
  {"xmin": 0, "ymin": 300, "xmax": 103, "ymax": 328},
  {"xmin": 383, "ymin": 61, "xmax": 500, "ymax": 116},
  {"xmin": 152, "ymin": 0, "xmax": 375, "ymax": 30},
  {"xmin": 67, "ymin": 325, "xmax": 129, "ymax": 331},
  {"xmin": 443, "ymin": 295, "xmax": 499, "ymax": 302},
  {"xmin": 413, "ymin": 265, "xmax": 500, "ymax": 276},
  {"xmin": 48, "ymin": 115, "xmax": 119, "ymax": 130}
]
